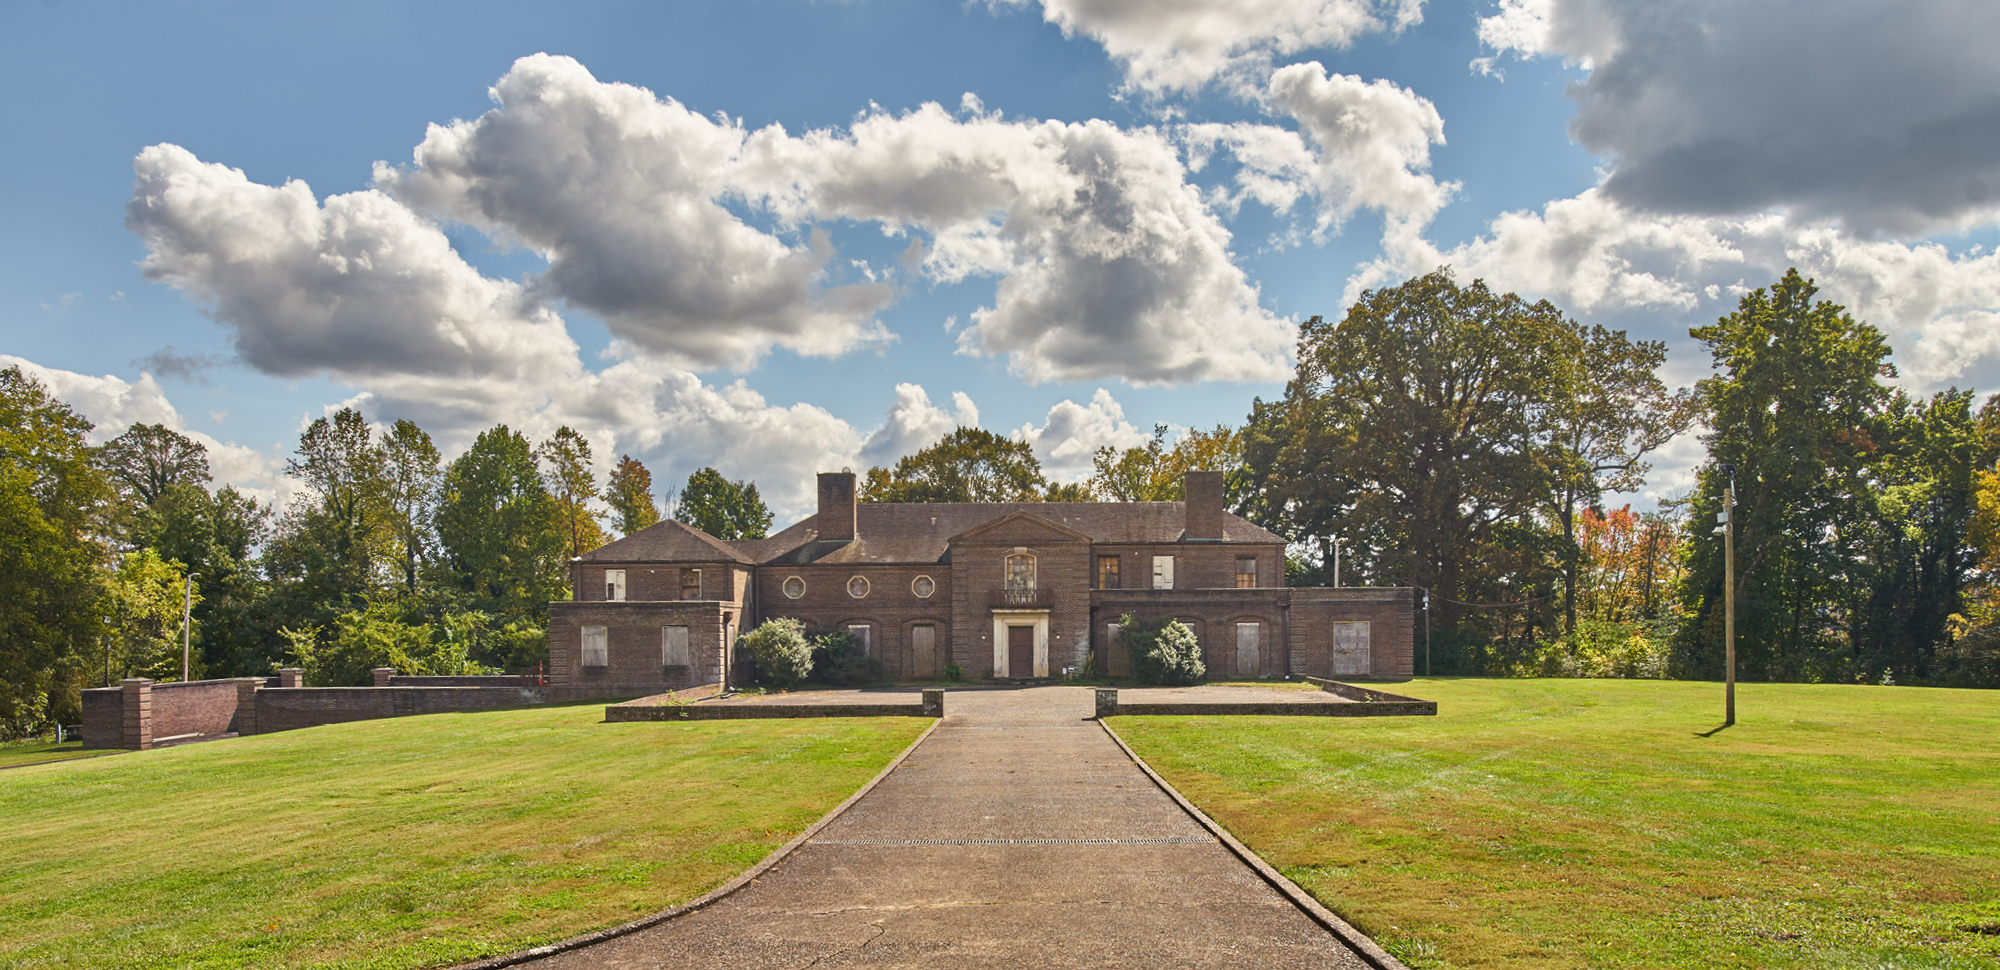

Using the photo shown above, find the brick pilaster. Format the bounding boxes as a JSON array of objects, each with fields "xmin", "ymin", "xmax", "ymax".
[
  {"xmin": 371, "ymin": 667, "xmax": 397, "ymax": 688},
  {"xmin": 120, "ymin": 678, "xmax": 153, "ymax": 750}
]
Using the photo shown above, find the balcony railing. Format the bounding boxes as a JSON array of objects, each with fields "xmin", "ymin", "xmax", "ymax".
[{"xmin": 989, "ymin": 587, "xmax": 1054, "ymax": 609}]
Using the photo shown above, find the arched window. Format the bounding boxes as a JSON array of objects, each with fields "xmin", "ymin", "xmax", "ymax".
[{"xmin": 1005, "ymin": 553, "xmax": 1036, "ymax": 590}]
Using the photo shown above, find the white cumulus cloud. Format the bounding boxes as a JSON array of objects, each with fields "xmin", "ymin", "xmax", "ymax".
[
  {"xmin": 996, "ymin": 0, "xmax": 1425, "ymax": 95},
  {"xmin": 859, "ymin": 383, "xmax": 981, "ymax": 469},
  {"xmin": 1011, "ymin": 388, "xmax": 1150, "ymax": 480}
]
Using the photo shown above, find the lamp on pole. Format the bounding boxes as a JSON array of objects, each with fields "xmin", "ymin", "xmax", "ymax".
[
  {"xmin": 180, "ymin": 572, "xmax": 199, "ymax": 683},
  {"xmin": 1332, "ymin": 536, "xmax": 1341, "ymax": 589},
  {"xmin": 1717, "ymin": 464, "xmax": 1736, "ymax": 726}
]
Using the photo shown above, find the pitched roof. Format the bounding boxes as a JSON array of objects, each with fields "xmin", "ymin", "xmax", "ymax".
[
  {"xmin": 581, "ymin": 518, "xmax": 753, "ymax": 564},
  {"xmin": 739, "ymin": 501, "xmax": 1283, "ymax": 565}
]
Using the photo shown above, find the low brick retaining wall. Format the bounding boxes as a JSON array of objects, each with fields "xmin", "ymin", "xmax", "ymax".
[
  {"xmin": 1094, "ymin": 683, "xmax": 1436, "ymax": 718},
  {"xmin": 606, "ymin": 688, "xmax": 942, "ymax": 722},
  {"xmin": 83, "ymin": 668, "xmax": 640, "ymax": 749}
]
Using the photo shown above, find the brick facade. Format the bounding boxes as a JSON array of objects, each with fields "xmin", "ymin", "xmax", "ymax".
[{"xmin": 547, "ymin": 470, "xmax": 1417, "ymax": 686}]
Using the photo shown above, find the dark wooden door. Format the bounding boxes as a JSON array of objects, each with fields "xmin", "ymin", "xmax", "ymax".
[{"xmin": 1008, "ymin": 625, "xmax": 1034, "ymax": 678}]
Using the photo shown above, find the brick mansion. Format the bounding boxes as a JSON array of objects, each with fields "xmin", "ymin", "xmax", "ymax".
[{"xmin": 546, "ymin": 471, "xmax": 1414, "ymax": 692}]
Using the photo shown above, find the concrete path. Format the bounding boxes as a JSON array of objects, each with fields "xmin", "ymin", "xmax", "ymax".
[{"xmin": 523, "ymin": 686, "xmax": 1376, "ymax": 969}]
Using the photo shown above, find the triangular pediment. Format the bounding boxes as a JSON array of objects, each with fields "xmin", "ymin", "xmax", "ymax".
[{"xmin": 947, "ymin": 509, "xmax": 1093, "ymax": 545}]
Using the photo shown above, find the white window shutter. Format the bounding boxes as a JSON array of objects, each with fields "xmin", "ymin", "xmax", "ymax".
[{"xmin": 1152, "ymin": 556, "xmax": 1174, "ymax": 589}]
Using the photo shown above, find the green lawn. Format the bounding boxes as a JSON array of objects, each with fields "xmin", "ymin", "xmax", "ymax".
[
  {"xmin": 0, "ymin": 739, "xmax": 109, "ymax": 769},
  {"xmin": 0, "ymin": 703, "xmax": 929, "ymax": 969},
  {"xmin": 1112, "ymin": 678, "xmax": 2000, "ymax": 970}
]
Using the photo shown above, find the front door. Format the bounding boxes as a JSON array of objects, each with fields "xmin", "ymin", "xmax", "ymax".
[{"xmin": 1008, "ymin": 625, "xmax": 1034, "ymax": 678}]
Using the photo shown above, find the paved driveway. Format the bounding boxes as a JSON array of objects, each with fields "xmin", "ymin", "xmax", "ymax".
[{"xmin": 521, "ymin": 687, "xmax": 1374, "ymax": 969}]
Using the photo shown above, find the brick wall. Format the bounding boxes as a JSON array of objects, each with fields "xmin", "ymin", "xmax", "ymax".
[
  {"xmin": 385, "ymin": 674, "xmax": 541, "ymax": 687},
  {"xmin": 1092, "ymin": 588, "xmax": 1290, "ymax": 678},
  {"xmin": 754, "ymin": 562, "xmax": 952, "ymax": 679},
  {"xmin": 575, "ymin": 562, "xmax": 750, "ymax": 603},
  {"xmin": 951, "ymin": 529, "xmax": 1091, "ymax": 678},
  {"xmin": 1288, "ymin": 587, "xmax": 1416, "ymax": 681},
  {"xmin": 149, "ymin": 679, "xmax": 261, "ymax": 740},
  {"xmin": 80, "ymin": 687, "xmax": 121, "ymax": 749},
  {"xmin": 548, "ymin": 600, "xmax": 733, "ymax": 692}
]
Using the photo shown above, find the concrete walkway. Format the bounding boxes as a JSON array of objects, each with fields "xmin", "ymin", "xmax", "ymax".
[{"xmin": 522, "ymin": 687, "xmax": 1377, "ymax": 969}]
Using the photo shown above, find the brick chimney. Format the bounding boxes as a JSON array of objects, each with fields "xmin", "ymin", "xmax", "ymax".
[
  {"xmin": 1183, "ymin": 471, "xmax": 1225, "ymax": 541},
  {"xmin": 817, "ymin": 471, "xmax": 857, "ymax": 542}
]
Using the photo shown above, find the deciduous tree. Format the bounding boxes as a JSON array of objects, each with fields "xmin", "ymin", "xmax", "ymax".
[
  {"xmin": 862, "ymin": 427, "xmax": 1046, "ymax": 503},
  {"xmin": 673, "ymin": 467, "xmax": 772, "ymax": 540},
  {"xmin": 606, "ymin": 455, "xmax": 661, "ymax": 536}
]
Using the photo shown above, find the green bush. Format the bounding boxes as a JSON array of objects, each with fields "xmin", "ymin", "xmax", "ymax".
[
  {"xmin": 283, "ymin": 599, "xmax": 492, "ymax": 686},
  {"xmin": 811, "ymin": 629, "xmax": 883, "ymax": 686},
  {"xmin": 1121, "ymin": 613, "xmax": 1205, "ymax": 686},
  {"xmin": 737, "ymin": 617, "xmax": 813, "ymax": 688},
  {"xmin": 943, "ymin": 660, "xmax": 963, "ymax": 682}
]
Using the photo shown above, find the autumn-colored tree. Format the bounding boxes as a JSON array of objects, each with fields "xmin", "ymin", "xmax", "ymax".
[
  {"xmin": 606, "ymin": 455, "xmax": 661, "ymax": 536},
  {"xmin": 1089, "ymin": 424, "xmax": 1242, "ymax": 501},
  {"xmin": 537, "ymin": 426, "xmax": 606, "ymax": 560}
]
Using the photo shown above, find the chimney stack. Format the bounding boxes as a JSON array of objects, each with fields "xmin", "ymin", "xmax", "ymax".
[
  {"xmin": 1184, "ymin": 471, "xmax": 1225, "ymax": 541},
  {"xmin": 817, "ymin": 471, "xmax": 857, "ymax": 542}
]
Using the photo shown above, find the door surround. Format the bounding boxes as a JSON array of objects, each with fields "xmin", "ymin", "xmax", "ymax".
[{"xmin": 990, "ymin": 610, "xmax": 1049, "ymax": 677}]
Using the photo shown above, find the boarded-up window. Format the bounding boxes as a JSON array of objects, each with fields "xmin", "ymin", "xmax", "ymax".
[
  {"xmin": 1097, "ymin": 556, "xmax": 1120, "ymax": 589},
  {"xmin": 1332, "ymin": 621, "xmax": 1371, "ymax": 676},
  {"xmin": 1152, "ymin": 556, "xmax": 1174, "ymax": 589},
  {"xmin": 849, "ymin": 624, "xmax": 873, "ymax": 655},
  {"xmin": 1235, "ymin": 558, "xmax": 1257, "ymax": 589},
  {"xmin": 681, "ymin": 569, "xmax": 702, "ymax": 600},
  {"xmin": 1236, "ymin": 622, "xmax": 1261, "ymax": 677},
  {"xmin": 605, "ymin": 569, "xmax": 626, "ymax": 601},
  {"xmin": 581, "ymin": 626, "xmax": 608, "ymax": 667},
  {"xmin": 662, "ymin": 626, "xmax": 689, "ymax": 666},
  {"xmin": 911, "ymin": 624, "xmax": 936, "ymax": 676}
]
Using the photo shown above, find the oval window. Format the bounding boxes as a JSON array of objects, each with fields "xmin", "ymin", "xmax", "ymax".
[
  {"xmin": 847, "ymin": 575, "xmax": 870, "ymax": 598},
  {"xmin": 782, "ymin": 576, "xmax": 806, "ymax": 599},
  {"xmin": 912, "ymin": 575, "xmax": 936, "ymax": 599}
]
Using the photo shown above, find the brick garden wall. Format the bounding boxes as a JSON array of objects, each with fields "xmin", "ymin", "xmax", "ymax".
[{"xmin": 149, "ymin": 678, "xmax": 259, "ymax": 740}]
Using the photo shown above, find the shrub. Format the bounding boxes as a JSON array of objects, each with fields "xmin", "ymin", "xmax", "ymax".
[
  {"xmin": 1121, "ymin": 613, "xmax": 1205, "ymax": 686},
  {"xmin": 943, "ymin": 660, "xmax": 963, "ymax": 682},
  {"xmin": 737, "ymin": 618, "xmax": 813, "ymax": 688},
  {"xmin": 811, "ymin": 629, "xmax": 883, "ymax": 686}
]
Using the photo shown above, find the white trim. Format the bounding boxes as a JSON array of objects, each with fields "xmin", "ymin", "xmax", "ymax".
[
  {"xmin": 847, "ymin": 575, "xmax": 871, "ymax": 598},
  {"xmin": 782, "ymin": 575, "xmax": 805, "ymax": 599},
  {"xmin": 990, "ymin": 612, "xmax": 1049, "ymax": 678},
  {"xmin": 911, "ymin": 574, "xmax": 936, "ymax": 598}
]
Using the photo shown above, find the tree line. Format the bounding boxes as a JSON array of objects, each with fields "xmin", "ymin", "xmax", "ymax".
[
  {"xmin": 0, "ymin": 384, "xmax": 772, "ymax": 737},
  {"xmin": 7, "ymin": 266, "xmax": 1997, "ymax": 735}
]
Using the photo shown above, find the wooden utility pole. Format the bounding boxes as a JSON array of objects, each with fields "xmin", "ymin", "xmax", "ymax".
[{"xmin": 1722, "ymin": 471, "xmax": 1736, "ymax": 726}]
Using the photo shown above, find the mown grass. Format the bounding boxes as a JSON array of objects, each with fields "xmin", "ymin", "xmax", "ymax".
[
  {"xmin": 0, "ymin": 739, "xmax": 107, "ymax": 769},
  {"xmin": 1112, "ymin": 678, "xmax": 2000, "ymax": 970},
  {"xmin": 0, "ymin": 702, "xmax": 929, "ymax": 969}
]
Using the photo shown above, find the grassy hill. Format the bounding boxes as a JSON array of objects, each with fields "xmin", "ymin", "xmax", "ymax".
[
  {"xmin": 1113, "ymin": 678, "xmax": 2000, "ymax": 970},
  {"xmin": 0, "ymin": 702, "xmax": 928, "ymax": 969}
]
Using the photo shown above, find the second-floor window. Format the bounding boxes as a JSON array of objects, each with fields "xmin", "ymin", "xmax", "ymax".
[
  {"xmin": 1236, "ymin": 557, "xmax": 1257, "ymax": 589},
  {"xmin": 1006, "ymin": 553, "xmax": 1036, "ymax": 590},
  {"xmin": 1097, "ymin": 556, "xmax": 1120, "ymax": 589},
  {"xmin": 1153, "ymin": 556, "xmax": 1175, "ymax": 589},
  {"xmin": 605, "ymin": 569, "xmax": 626, "ymax": 601},
  {"xmin": 681, "ymin": 568, "xmax": 702, "ymax": 600}
]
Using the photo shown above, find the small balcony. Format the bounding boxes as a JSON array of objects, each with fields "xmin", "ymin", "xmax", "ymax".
[{"xmin": 989, "ymin": 587, "xmax": 1054, "ymax": 610}]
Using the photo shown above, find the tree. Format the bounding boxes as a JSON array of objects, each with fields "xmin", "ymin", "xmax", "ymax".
[
  {"xmin": 130, "ymin": 481, "xmax": 270, "ymax": 677},
  {"xmin": 1679, "ymin": 269, "xmax": 1896, "ymax": 682},
  {"xmin": 537, "ymin": 426, "xmax": 606, "ymax": 559},
  {"xmin": 674, "ymin": 467, "xmax": 772, "ymax": 540},
  {"xmin": 436, "ymin": 425, "xmax": 566, "ymax": 628},
  {"xmin": 1538, "ymin": 325, "xmax": 1696, "ymax": 634},
  {"xmin": 98, "ymin": 423, "xmax": 210, "ymax": 507},
  {"xmin": 0, "ymin": 366, "xmax": 110, "ymax": 736},
  {"xmin": 1239, "ymin": 269, "xmax": 1570, "ymax": 636},
  {"xmin": 606, "ymin": 455, "xmax": 661, "ymax": 536},
  {"xmin": 380, "ymin": 419, "xmax": 442, "ymax": 595},
  {"xmin": 1090, "ymin": 424, "xmax": 1243, "ymax": 501},
  {"xmin": 104, "ymin": 548, "xmax": 193, "ymax": 681},
  {"xmin": 862, "ymin": 427, "xmax": 1046, "ymax": 503},
  {"xmin": 279, "ymin": 407, "xmax": 388, "ymax": 602}
]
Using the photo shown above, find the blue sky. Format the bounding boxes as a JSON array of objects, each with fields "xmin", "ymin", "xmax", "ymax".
[{"xmin": 6, "ymin": 0, "xmax": 1998, "ymax": 519}]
